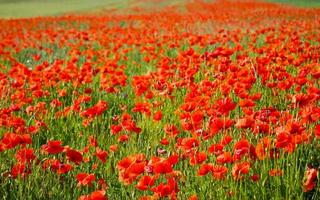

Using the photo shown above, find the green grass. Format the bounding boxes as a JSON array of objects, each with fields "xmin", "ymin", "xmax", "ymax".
[
  {"xmin": 0, "ymin": 0, "xmax": 130, "ymax": 18},
  {"xmin": 269, "ymin": 0, "xmax": 320, "ymax": 7}
]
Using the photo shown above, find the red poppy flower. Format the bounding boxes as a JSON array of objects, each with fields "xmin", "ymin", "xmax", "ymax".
[
  {"xmin": 232, "ymin": 161, "xmax": 251, "ymax": 180},
  {"xmin": 80, "ymin": 100, "xmax": 108, "ymax": 118},
  {"xmin": 109, "ymin": 144, "xmax": 118, "ymax": 152},
  {"xmin": 233, "ymin": 138, "xmax": 250, "ymax": 160},
  {"xmin": 76, "ymin": 173, "xmax": 96, "ymax": 186},
  {"xmin": 160, "ymin": 137, "xmax": 169, "ymax": 145},
  {"xmin": 235, "ymin": 117, "xmax": 254, "ymax": 129},
  {"xmin": 181, "ymin": 137, "xmax": 199, "ymax": 150},
  {"xmin": 88, "ymin": 135, "xmax": 98, "ymax": 147},
  {"xmin": 190, "ymin": 151, "xmax": 207, "ymax": 165},
  {"xmin": 255, "ymin": 142, "xmax": 267, "ymax": 160},
  {"xmin": 197, "ymin": 163, "xmax": 213, "ymax": 176},
  {"xmin": 11, "ymin": 163, "xmax": 31, "ymax": 178},
  {"xmin": 151, "ymin": 177, "xmax": 178, "ymax": 198},
  {"xmin": 153, "ymin": 161, "xmax": 173, "ymax": 174},
  {"xmin": 15, "ymin": 148, "xmax": 36, "ymax": 163},
  {"xmin": 118, "ymin": 134, "xmax": 129, "ymax": 142},
  {"xmin": 208, "ymin": 143, "xmax": 224, "ymax": 155},
  {"xmin": 164, "ymin": 124, "xmax": 179, "ymax": 138},
  {"xmin": 275, "ymin": 132, "xmax": 292, "ymax": 149},
  {"xmin": 66, "ymin": 148, "xmax": 83, "ymax": 165},
  {"xmin": 42, "ymin": 140, "xmax": 64, "ymax": 154},
  {"xmin": 239, "ymin": 99, "xmax": 255, "ymax": 107},
  {"xmin": 212, "ymin": 165, "xmax": 228, "ymax": 180},
  {"xmin": 95, "ymin": 148, "xmax": 108, "ymax": 163},
  {"xmin": 110, "ymin": 124, "xmax": 122, "ymax": 135},
  {"xmin": 220, "ymin": 134, "xmax": 233, "ymax": 146},
  {"xmin": 269, "ymin": 169, "xmax": 283, "ymax": 176},
  {"xmin": 167, "ymin": 153, "xmax": 179, "ymax": 166},
  {"xmin": 251, "ymin": 174, "xmax": 260, "ymax": 182},
  {"xmin": 303, "ymin": 167, "xmax": 318, "ymax": 192},
  {"xmin": 117, "ymin": 156, "xmax": 134, "ymax": 171},
  {"xmin": 216, "ymin": 151, "xmax": 233, "ymax": 164},
  {"xmin": 127, "ymin": 162, "xmax": 146, "ymax": 175},
  {"xmin": 153, "ymin": 110, "xmax": 163, "ymax": 121},
  {"xmin": 78, "ymin": 190, "xmax": 107, "ymax": 200},
  {"xmin": 132, "ymin": 102, "xmax": 151, "ymax": 116},
  {"xmin": 117, "ymin": 154, "xmax": 146, "ymax": 185},
  {"xmin": 208, "ymin": 117, "xmax": 233, "ymax": 135},
  {"xmin": 1, "ymin": 133, "xmax": 31, "ymax": 150},
  {"xmin": 136, "ymin": 175, "xmax": 157, "ymax": 191},
  {"xmin": 215, "ymin": 97, "xmax": 236, "ymax": 116},
  {"xmin": 49, "ymin": 160, "xmax": 73, "ymax": 174}
]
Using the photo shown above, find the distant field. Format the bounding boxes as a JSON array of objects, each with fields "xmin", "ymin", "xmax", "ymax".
[
  {"xmin": 0, "ymin": 0, "xmax": 319, "ymax": 19},
  {"xmin": 269, "ymin": 0, "xmax": 320, "ymax": 7},
  {"xmin": 0, "ymin": 0, "xmax": 130, "ymax": 18},
  {"xmin": 0, "ymin": 0, "xmax": 188, "ymax": 18}
]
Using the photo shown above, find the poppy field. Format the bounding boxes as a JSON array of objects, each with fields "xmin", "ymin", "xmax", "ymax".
[{"xmin": 0, "ymin": 0, "xmax": 319, "ymax": 199}]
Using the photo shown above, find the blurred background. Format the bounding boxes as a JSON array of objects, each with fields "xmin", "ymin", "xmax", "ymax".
[
  {"xmin": 0, "ymin": 0, "xmax": 131, "ymax": 18},
  {"xmin": 0, "ymin": 0, "xmax": 319, "ymax": 19}
]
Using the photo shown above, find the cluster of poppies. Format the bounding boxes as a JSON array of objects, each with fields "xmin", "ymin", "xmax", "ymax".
[{"xmin": 0, "ymin": 0, "xmax": 319, "ymax": 199}]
